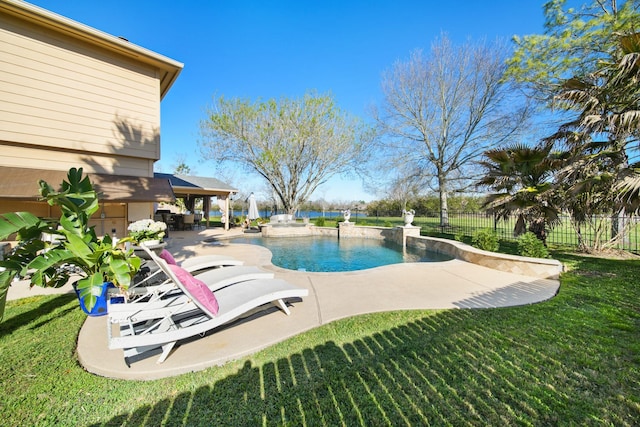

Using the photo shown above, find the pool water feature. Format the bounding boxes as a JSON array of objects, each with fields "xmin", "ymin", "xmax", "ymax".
[{"xmin": 230, "ymin": 236, "xmax": 453, "ymax": 272}]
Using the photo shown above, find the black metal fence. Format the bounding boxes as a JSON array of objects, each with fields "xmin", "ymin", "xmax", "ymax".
[
  {"xmin": 424, "ymin": 211, "xmax": 640, "ymax": 253},
  {"xmin": 365, "ymin": 210, "xmax": 640, "ymax": 254}
]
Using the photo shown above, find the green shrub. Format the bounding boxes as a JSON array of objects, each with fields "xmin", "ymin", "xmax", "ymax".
[
  {"xmin": 517, "ymin": 232, "xmax": 549, "ymax": 258},
  {"xmin": 383, "ymin": 221, "xmax": 393, "ymax": 227},
  {"xmin": 314, "ymin": 217, "xmax": 326, "ymax": 226},
  {"xmin": 454, "ymin": 231, "xmax": 465, "ymax": 242},
  {"xmin": 471, "ymin": 229, "xmax": 499, "ymax": 252}
]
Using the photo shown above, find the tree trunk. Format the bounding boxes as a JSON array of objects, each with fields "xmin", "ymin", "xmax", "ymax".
[
  {"xmin": 514, "ymin": 214, "xmax": 527, "ymax": 237},
  {"xmin": 528, "ymin": 218, "xmax": 547, "ymax": 246},
  {"xmin": 439, "ymin": 175, "xmax": 449, "ymax": 227},
  {"xmin": 611, "ymin": 212, "xmax": 619, "ymax": 240}
]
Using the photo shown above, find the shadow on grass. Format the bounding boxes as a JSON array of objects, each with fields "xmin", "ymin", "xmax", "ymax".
[
  {"xmin": 89, "ymin": 285, "xmax": 639, "ymax": 426},
  {"xmin": 453, "ymin": 279, "xmax": 558, "ymax": 308},
  {"xmin": 0, "ymin": 293, "xmax": 76, "ymax": 338},
  {"xmin": 2, "ymin": 254, "xmax": 636, "ymax": 425}
]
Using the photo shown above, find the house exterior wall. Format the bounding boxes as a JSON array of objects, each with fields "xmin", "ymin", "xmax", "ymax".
[
  {"xmin": 0, "ymin": 145, "xmax": 155, "ymax": 177},
  {"xmin": 0, "ymin": 1, "xmax": 182, "ymax": 237},
  {"xmin": 91, "ymin": 203, "xmax": 127, "ymax": 238},
  {"xmin": 128, "ymin": 202, "xmax": 154, "ymax": 222},
  {"xmin": 0, "ymin": 11, "xmax": 160, "ymax": 177},
  {"xmin": 0, "ymin": 200, "xmax": 52, "ymax": 218}
]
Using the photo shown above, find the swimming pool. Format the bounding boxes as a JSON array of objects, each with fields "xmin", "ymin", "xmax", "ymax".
[{"xmin": 230, "ymin": 235, "xmax": 453, "ymax": 272}]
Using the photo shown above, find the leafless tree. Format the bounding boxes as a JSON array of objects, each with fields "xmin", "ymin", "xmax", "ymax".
[
  {"xmin": 372, "ymin": 34, "xmax": 531, "ymax": 225},
  {"xmin": 385, "ymin": 163, "xmax": 421, "ymax": 213}
]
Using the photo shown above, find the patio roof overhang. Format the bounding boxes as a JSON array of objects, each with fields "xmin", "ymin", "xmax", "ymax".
[
  {"xmin": 154, "ymin": 173, "xmax": 238, "ymax": 199},
  {"xmin": 0, "ymin": 167, "xmax": 175, "ymax": 203}
]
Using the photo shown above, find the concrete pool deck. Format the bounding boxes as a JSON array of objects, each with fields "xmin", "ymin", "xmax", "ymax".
[{"xmin": 7, "ymin": 227, "xmax": 561, "ymax": 380}]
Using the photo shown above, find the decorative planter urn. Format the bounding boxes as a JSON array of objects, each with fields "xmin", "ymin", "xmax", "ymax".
[
  {"xmin": 402, "ymin": 209, "xmax": 415, "ymax": 226},
  {"xmin": 342, "ymin": 209, "xmax": 351, "ymax": 223}
]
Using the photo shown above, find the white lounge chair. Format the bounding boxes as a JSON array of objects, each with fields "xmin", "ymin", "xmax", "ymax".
[
  {"xmin": 179, "ymin": 253, "xmax": 243, "ymax": 273},
  {"xmin": 123, "ymin": 247, "xmax": 271, "ymax": 302},
  {"xmin": 125, "ymin": 264, "xmax": 276, "ymax": 302},
  {"xmin": 134, "ymin": 248, "xmax": 243, "ymax": 284},
  {"xmin": 107, "ymin": 252, "xmax": 308, "ymax": 365},
  {"xmin": 132, "ymin": 246, "xmax": 244, "ymax": 287}
]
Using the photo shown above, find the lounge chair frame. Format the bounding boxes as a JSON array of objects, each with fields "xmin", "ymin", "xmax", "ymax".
[
  {"xmin": 107, "ymin": 247, "xmax": 308, "ymax": 364},
  {"xmin": 122, "ymin": 253, "xmax": 272, "ymax": 303}
]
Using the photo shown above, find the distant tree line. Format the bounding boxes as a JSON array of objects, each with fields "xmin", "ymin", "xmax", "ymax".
[{"xmin": 366, "ymin": 195, "xmax": 484, "ymax": 217}]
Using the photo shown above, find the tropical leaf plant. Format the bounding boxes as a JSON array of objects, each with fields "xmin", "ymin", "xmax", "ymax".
[
  {"xmin": 477, "ymin": 142, "xmax": 562, "ymax": 243},
  {"xmin": 506, "ymin": 2, "xmax": 640, "ymax": 252},
  {"xmin": 0, "ymin": 168, "xmax": 140, "ymax": 321}
]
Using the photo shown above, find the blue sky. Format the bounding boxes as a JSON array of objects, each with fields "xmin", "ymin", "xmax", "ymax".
[{"xmin": 30, "ymin": 0, "xmax": 548, "ymax": 202}]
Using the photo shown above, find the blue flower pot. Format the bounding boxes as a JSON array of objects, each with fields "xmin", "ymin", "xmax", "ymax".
[{"xmin": 74, "ymin": 281, "xmax": 115, "ymax": 316}]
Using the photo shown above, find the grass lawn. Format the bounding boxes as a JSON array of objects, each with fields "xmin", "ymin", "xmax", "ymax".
[{"xmin": 0, "ymin": 251, "xmax": 639, "ymax": 425}]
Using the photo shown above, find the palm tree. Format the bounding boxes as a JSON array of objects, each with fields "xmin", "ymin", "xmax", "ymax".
[
  {"xmin": 477, "ymin": 143, "xmax": 561, "ymax": 244},
  {"xmin": 550, "ymin": 32, "xmax": 640, "ymax": 214},
  {"xmin": 537, "ymin": 32, "xmax": 640, "ymax": 251}
]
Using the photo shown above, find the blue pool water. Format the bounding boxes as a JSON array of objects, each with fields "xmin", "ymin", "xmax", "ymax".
[{"xmin": 230, "ymin": 236, "xmax": 453, "ymax": 272}]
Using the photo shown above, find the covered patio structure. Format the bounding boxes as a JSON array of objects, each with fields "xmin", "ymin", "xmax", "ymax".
[
  {"xmin": 155, "ymin": 173, "xmax": 238, "ymax": 230},
  {"xmin": 0, "ymin": 166, "xmax": 175, "ymax": 237}
]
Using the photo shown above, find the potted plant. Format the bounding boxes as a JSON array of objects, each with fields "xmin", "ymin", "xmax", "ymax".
[
  {"xmin": 0, "ymin": 168, "xmax": 140, "ymax": 320},
  {"xmin": 127, "ymin": 219, "xmax": 167, "ymax": 246},
  {"xmin": 127, "ymin": 218, "xmax": 167, "ymax": 259}
]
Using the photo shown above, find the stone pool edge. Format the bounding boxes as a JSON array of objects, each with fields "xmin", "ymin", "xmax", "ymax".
[
  {"xmin": 407, "ymin": 235, "xmax": 563, "ymax": 280},
  {"xmin": 233, "ymin": 223, "xmax": 564, "ymax": 280}
]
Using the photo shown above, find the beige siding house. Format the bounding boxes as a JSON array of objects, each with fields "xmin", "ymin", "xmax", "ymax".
[{"xmin": 0, "ymin": 0, "xmax": 183, "ymax": 237}]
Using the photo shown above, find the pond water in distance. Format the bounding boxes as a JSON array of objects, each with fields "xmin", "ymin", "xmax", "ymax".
[{"xmin": 229, "ymin": 235, "xmax": 453, "ymax": 272}]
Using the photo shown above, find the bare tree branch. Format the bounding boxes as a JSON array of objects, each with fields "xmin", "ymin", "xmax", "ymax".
[{"xmin": 373, "ymin": 34, "xmax": 531, "ymax": 225}]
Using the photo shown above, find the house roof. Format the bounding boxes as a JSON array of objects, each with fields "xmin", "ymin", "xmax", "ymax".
[
  {"xmin": 0, "ymin": 167, "xmax": 175, "ymax": 202},
  {"xmin": 0, "ymin": 0, "xmax": 183, "ymax": 99},
  {"xmin": 154, "ymin": 173, "xmax": 238, "ymax": 197}
]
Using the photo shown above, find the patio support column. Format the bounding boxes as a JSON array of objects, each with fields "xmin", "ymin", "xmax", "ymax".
[
  {"xmin": 225, "ymin": 196, "xmax": 230, "ymax": 231},
  {"xmin": 203, "ymin": 196, "xmax": 211, "ymax": 228}
]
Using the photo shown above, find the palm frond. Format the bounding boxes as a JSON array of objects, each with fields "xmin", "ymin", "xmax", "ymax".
[{"xmin": 615, "ymin": 170, "xmax": 640, "ymax": 213}]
